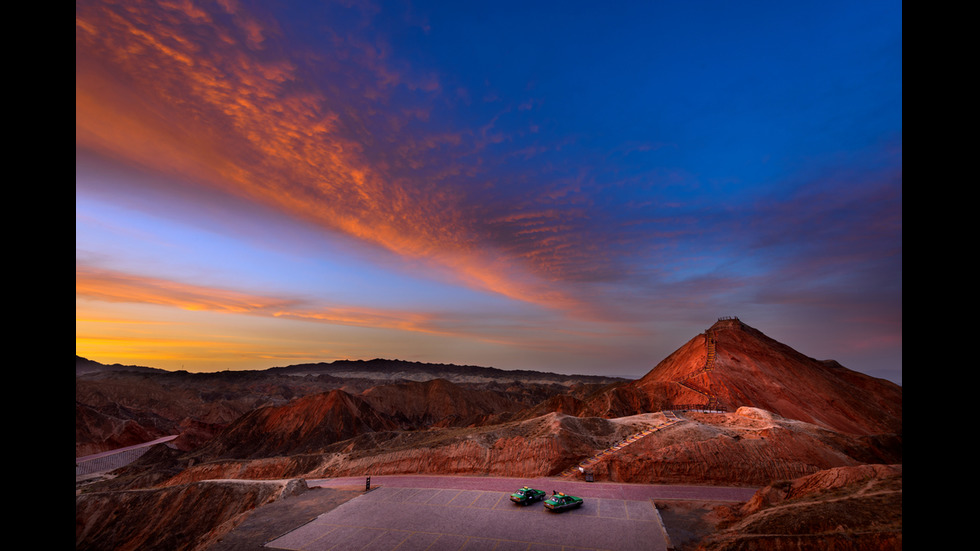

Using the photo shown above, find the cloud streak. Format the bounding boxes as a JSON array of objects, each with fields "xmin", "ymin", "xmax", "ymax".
[
  {"xmin": 76, "ymin": 263, "xmax": 451, "ymax": 335},
  {"xmin": 76, "ymin": 0, "xmax": 597, "ymax": 313}
]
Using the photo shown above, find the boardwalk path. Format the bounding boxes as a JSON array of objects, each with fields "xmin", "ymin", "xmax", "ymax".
[
  {"xmin": 557, "ymin": 412, "xmax": 684, "ymax": 478},
  {"xmin": 75, "ymin": 435, "xmax": 179, "ymax": 476}
]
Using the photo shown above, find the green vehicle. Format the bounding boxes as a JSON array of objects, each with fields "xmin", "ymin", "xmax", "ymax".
[
  {"xmin": 510, "ymin": 486, "xmax": 546, "ymax": 505},
  {"xmin": 544, "ymin": 492, "xmax": 584, "ymax": 512}
]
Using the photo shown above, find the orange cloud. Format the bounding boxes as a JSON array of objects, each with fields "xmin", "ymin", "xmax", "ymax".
[
  {"xmin": 76, "ymin": 1, "xmax": 599, "ymax": 319},
  {"xmin": 76, "ymin": 265, "xmax": 296, "ymax": 314},
  {"xmin": 74, "ymin": 262, "xmax": 609, "ymax": 356},
  {"xmin": 74, "ymin": 330, "xmax": 327, "ymax": 370},
  {"xmin": 76, "ymin": 263, "xmax": 445, "ymax": 330}
]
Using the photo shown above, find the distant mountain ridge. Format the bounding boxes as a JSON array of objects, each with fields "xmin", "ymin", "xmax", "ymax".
[
  {"xmin": 76, "ymin": 356, "xmax": 628, "ymax": 386},
  {"xmin": 75, "ymin": 355, "xmax": 167, "ymax": 376},
  {"xmin": 75, "ymin": 355, "xmax": 621, "ymax": 457},
  {"xmin": 267, "ymin": 358, "xmax": 628, "ymax": 385}
]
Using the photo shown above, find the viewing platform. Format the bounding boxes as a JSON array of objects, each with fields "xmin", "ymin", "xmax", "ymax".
[{"xmin": 710, "ymin": 315, "xmax": 742, "ymax": 330}]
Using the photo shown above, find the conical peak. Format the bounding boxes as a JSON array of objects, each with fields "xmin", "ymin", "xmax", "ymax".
[{"xmin": 622, "ymin": 317, "xmax": 902, "ymax": 434}]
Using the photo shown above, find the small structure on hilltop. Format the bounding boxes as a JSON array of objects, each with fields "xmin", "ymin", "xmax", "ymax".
[{"xmin": 713, "ymin": 315, "xmax": 742, "ymax": 328}]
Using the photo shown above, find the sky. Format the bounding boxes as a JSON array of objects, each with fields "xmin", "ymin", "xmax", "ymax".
[{"xmin": 76, "ymin": 0, "xmax": 902, "ymax": 384}]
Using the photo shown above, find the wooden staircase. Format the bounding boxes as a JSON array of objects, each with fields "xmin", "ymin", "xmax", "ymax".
[
  {"xmin": 673, "ymin": 330, "xmax": 724, "ymax": 410},
  {"xmin": 706, "ymin": 331, "xmax": 716, "ymax": 368},
  {"xmin": 556, "ymin": 326, "xmax": 728, "ymax": 480},
  {"xmin": 557, "ymin": 412, "xmax": 683, "ymax": 478}
]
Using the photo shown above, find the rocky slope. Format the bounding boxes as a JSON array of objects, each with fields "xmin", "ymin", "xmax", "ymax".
[
  {"xmin": 75, "ymin": 478, "xmax": 309, "ymax": 551},
  {"xmin": 692, "ymin": 464, "xmax": 902, "ymax": 550},
  {"xmin": 75, "ymin": 367, "xmax": 330, "ymax": 456},
  {"xmin": 152, "ymin": 407, "xmax": 899, "ymax": 489},
  {"xmin": 76, "ymin": 356, "xmax": 620, "ymax": 457},
  {"xmin": 159, "ymin": 411, "xmax": 655, "ymax": 485},
  {"xmin": 358, "ymin": 377, "xmax": 526, "ymax": 427},
  {"xmin": 577, "ymin": 318, "xmax": 902, "ymax": 436},
  {"xmin": 592, "ymin": 408, "xmax": 900, "ymax": 486}
]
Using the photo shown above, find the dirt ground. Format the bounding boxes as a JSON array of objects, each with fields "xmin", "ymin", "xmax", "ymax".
[{"xmin": 655, "ymin": 500, "xmax": 732, "ymax": 551}]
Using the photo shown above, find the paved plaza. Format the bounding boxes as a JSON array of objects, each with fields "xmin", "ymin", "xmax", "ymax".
[{"xmin": 266, "ymin": 485, "xmax": 670, "ymax": 550}]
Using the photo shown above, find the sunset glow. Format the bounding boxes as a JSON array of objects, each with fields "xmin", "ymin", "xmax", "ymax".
[{"xmin": 76, "ymin": 1, "xmax": 902, "ymax": 383}]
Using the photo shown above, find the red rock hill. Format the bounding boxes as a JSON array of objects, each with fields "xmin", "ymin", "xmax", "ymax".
[
  {"xmin": 197, "ymin": 389, "xmax": 400, "ymax": 459},
  {"xmin": 581, "ymin": 318, "xmax": 901, "ymax": 435}
]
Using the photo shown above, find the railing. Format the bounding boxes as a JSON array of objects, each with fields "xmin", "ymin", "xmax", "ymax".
[
  {"xmin": 557, "ymin": 413, "xmax": 686, "ymax": 477},
  {"xmin": 676, "ymin": 380, "xmax": 712, "ymax": 397},
  {"xmin": 76, "ymin": 435, "xmax": 178, "ymax": 477},
  {"xmin": 672, "ymin": 327, "xmax": 725, "ymax": 410},
  {"xmin": 666, "ymin": 404, "xmax": 729, "ymax": 413},
  {"xmin": 705, "ymin": 332, "xmax": 716, "ymax": 368}
]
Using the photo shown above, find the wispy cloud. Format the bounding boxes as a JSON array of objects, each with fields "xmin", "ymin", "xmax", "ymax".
[
  {"xmin": 75, "ymin": 262, "xmax": 570, "ymax": 346},
  {"xmin": 76, "ymin": 0, "xmax": 599, "ymax": 314},
  {"xmin": 76, "ymin": 264, "xmax": 299, "ymax": 314},
  {"xmin": 76, "ymin": 263, "xmax": 447, "ymax": 333}
]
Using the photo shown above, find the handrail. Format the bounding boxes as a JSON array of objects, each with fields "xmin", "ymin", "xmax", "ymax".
[
  {"xmin": 557, "ymin": 414, "xmax": 685, "ymax": 477},
  {"xmin": 672, "ymin": 329, "xmax": 726, "ymax": 411},
  {"xmin": 76, "ymin": 435, "xmax": 179, "ymax": 476}
]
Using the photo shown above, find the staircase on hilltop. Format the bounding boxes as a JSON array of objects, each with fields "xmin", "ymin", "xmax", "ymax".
[
  {"xmin": 671, "ymin": 323, "xmax": 726, "ymax": 411},
  {"xmin": 706, "ymin": 330, "xmax": 716, "ymax": 367},
  {"xmin": 557, "ymin": 411, "xmax": 684, "ymax": 478},
  {"xmin": 558, "ymin": 327, "xmax": 728, "ymax": 479}
]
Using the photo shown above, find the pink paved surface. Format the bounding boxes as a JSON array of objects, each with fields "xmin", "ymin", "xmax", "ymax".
[
  {"xmin": 308, "ymin": 474, "xmax": 757, "ymax": 502},
  {"xmin": 266, "ymin": 476, "xmax": 757, "ymax": 550}
]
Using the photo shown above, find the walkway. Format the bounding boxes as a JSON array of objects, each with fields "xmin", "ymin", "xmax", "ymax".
[
  {"xmin": 673, "ymin": 329, "xmax": 724, "ymax": 411},
  {"xmin": 76, "ymin": 435, "xmax": 179, "ymax": 477},
  {"xmin": 557, "ymin": 412, "xmax": 684, "ymax": 478}
]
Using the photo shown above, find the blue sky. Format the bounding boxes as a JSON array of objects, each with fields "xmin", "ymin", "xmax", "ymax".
[{"xmin": 76, "ymin": 0, "xmax": 902, "ymax": 383}]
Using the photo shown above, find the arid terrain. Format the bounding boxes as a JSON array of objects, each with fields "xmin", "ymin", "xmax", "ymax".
[{"xmin": 76, "ymin": 318, "xmax": 902, "ymax": 550}]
